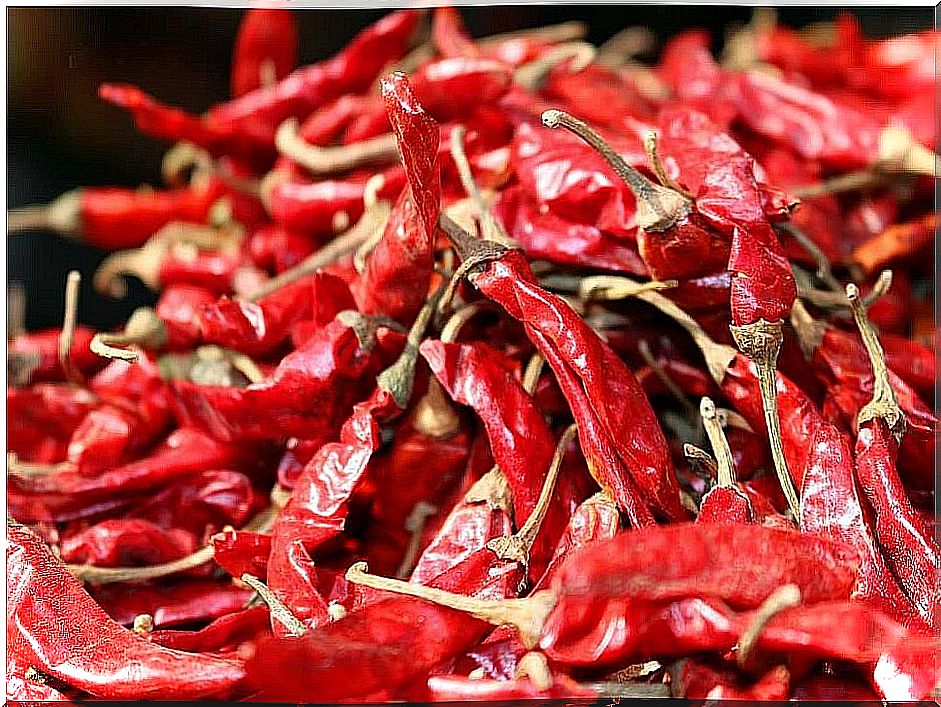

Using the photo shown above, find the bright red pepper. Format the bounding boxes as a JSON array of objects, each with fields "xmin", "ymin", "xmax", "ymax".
[{"xmin": 231, "ymin": 8, "xmax": 298, "ymax": 99}]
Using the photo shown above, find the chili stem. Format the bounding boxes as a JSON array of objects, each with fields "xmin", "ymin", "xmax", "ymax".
[
  {"xmin": 58, "ymin": 270, "xmax": 84, "ymax": 384},
  {"xmin": 241, "ymin": 573, "xmax": 308, "ymax": 636},
  {"xmin": 449, "ymin": 124, "xmax": 511, "ymax": 247},
  {"xmin": 643, "ymin": 131, "xmax": 693, "ymax": 198},
  {"xmin": 729, "ymin": 320, "xmax": 800, "ymax": 519},
  {"xmin": 513, "ymin": 42, "xmax": 596, "ymax": 91},
  {"xmin": 395, "ymin": 501, "xmax": 439, "ymax": 580},
  {"xmin": 790, "ymin": 170, "xmax": 885, "ymax": 199},
  {"xmin": 345, "ymin": 561, "xmax": 556, "ymax": 648},
  {"xmin": 846, "ymin": 283, "xmax": 906, "ymax": 437},
  {"xmin": 377, "ymin": 279, "xmax": 448, "ymax": 409},
  {"xmin": 580, "ymin": 275, "xmax": 737, "ymax": 384},
  {"xmin": 541, "ymin": 109, "xmax": 691, "ymax": 231},
  {"xmin": 487, "ymin": 424, "xmax": 578, "ymax": 572},
  {"xmin": 515, "ymin": 651, "xmax": 553, "ymax": 691},
  {"xmin": 521, "ymin": 353, "xmax": 545, "ymax": 396},
  {"xmin": 683, "ymin": 444, "xmax": 719, "ymax": 478},
  {"xmin": 595, "ymin": 26, "xmax": 655, "ymax": 67},
  {"xmin": 8, "ymin": 281, "xmax": 26, "ymax": 340},
  {"xmin": 478, "ymin": 20, "xmax": 588, "ymax": 48},
  {"xmin": 637, "ymin": 339, "xmax": 698, "ymax": 421},
  {"xmin": 700, "ymin": 397, "xmax": 736, "ymax": 488},
  {"xmin": 275, "ymin": 118, "xmax": 400, "ymax": 176},
  {"xmin": 440, "ymin": 300, "xmax": 499, "ymax": 343},
  {"xmin": 777, "ymin": 222, "xmax": 841, "ymax": 292},
  {"xmin": 736, "ymin": 583, "xmax": 801, "ymax": 667}
]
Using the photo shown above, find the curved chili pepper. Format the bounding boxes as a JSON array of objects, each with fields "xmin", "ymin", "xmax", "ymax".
[
  {"xmin": 265, "ymin": 536, "xmax": 330, "ymax": 635},
  {"xmin": 353, "ymin": 73, "xmax": 440, "ymax": 325},
  {"xmin": 420, "ymin": 339, "xmax": 585, "ymax": 580},
  {"xmin": 7, "ymin": 383, "xmax": 97, "ymax": 462},
  {"xmin": 7, "ymin": 521, "xmax": 247, "ymax": 699},
  {"xmin": 657, "ymin": 30, "xmax": 736, "ymax": 127},
  {"xmin": 99, "ymin": 83, "xmax": 275, "ymax": 167},
  {"xmin": 247, "ymin": 224, "xmax": 318, "ymax": 274},
  {"xmin": 231, "ymin": 8, "xmax": 298, "ymax": 99},
  {"xmin": 431, "ymin": 7, "xmax": 479, "ymax": 58},
  {"xmin": 206, "ymin": 10, "xmax": 421, "ymax": 146},
  {"xmin": 442, "ymin": 220, "xmax": 688, "ymax": 523}
]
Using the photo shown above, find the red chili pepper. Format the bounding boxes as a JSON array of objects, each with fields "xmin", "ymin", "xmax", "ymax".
[
  {"xmin": 300, "ymin": 94, "xmax": 382, "ymax": 146},
  {"xmin": 231, "ymin": 8, "xmax": 298, "ymax": 99},
  {"xmin": 92, "ymin": 577, "xmax": 253, "ymax": 630},
  {"xmin": 206, "ymin": 10, "xmax": 421, "ymax": 147},
  {"xmin": 247, "ymin": 547, "xmax": 522, "ymax": 702},
  {"xmin": 852, "ymin": 213, "xmax": 935, "ymax": 275},
  {"xmin": 265, "ymin": 536, "xmax": 330, "ymax": 635},
  {"xmin": 420, "ymin": 338, "xmax": 585, "ymax": 579},
  {"xmin": 847, "ymin": 289, "xmax": 940, "ymax": 632},
  {"xmin": 8, "ymin": 179, "xmax": 226, "ymax": 250},
  {"xmin": 212, "ymin": 528, "xmax": 272, "ymax": 581},
  {"xmin": 426, "ymin": 672, "xmax": 595, "ymax": 700},
  {"xmin": 880, "ymin": 332, "xmax": 934, "ymax": 404},
  {"xmin": 155, "ymin": 284, "xmax": 218, "ymax": 351},
  {"xmin": 7, "ymin": 521, "xmax": 247, "ymax": 699},
  {"xmin": 8, "ymin": 326, "xmax": 100, "ymax": 385},
  {"xmin": 353, "ymin": 73, "xmax": 440, "ymax": 326},
  {"xmin": 495, "ymin": 186, "xmax": 647, "ymax": 273},
  {"xmin": 673, "ymin": 659, "xmax": 791, "ymax": 700},
  {"xmin": 7, "ymin": 383, "xmax": 97, "ymax": 462},
  {"xmin": 99, "ymin": 83, "xmax": 275, "ymax": 167},
  {"xmin": 66, "ymin": 402, "xmax": 170, "ymax": 475},
  {"xmin": 695, "ymin": 398, "xmax": 754, "ymax": 524},
  {"xmin": 247, "ymin": 224, "xmax": 318, "ymax": 274},
  {"xmin": 125, "ymin": 469, "xmax": 259, "ymax": 541},
  {"xmin": 431, "ymin": 7, "xmax": 480, "ymax": 58},
  {"xmin": 150, "ymin": 605, "xmax": 271, "ymax": 655},
  {"xmin": 442, "ymin": 219, "xmax": 688, "ymax": 524},
  {"xmin": 59, "ymin": 518, "xmax": 198, "ymax": 568},
  {"xmin": 657, "ymin": 30, "xmax": 736, "ymax": 127},
  {"xmin": 544, "ymin": 63, "xmax": 659, "ymax": 128},
  {"xmin": 171, "ymin": 315, "xmax": 404, "ymax": 442}
]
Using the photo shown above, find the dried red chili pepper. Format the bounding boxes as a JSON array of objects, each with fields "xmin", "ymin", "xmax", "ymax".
[
  {"xmin": 7, "ymin": 179, "xmax": 226, "ymax": 250},
  {"xmin": 7, "ymin": 384, "xmax": 97, "ymax": 462},
  {"xmin": 231, "ymin": 8, "xmax": 298, "ymax": 99},
  {"xmin": 171, "ymin": 314, "xmax": 404, "ymax": 442},
  {"xmin": 441, "ymin": 216, "xmax": 687, "ymax": 524},
  {"xmin": 206, "ymin": 10, "xmax": 421, "ymax": 147},
  {"xmin": 852, "ymin": 213, "xmax": 935, "ymax": 275},
  {"xmin": 431, "ymin": 6, "xmax": 480, "ymax": 58},
  {"xmin": 352, "ymin": 72, "xmax": 440, "ymax": 326},
  {"xmin": 149, "ymin": 605, "xmax": 271, "ymax": 655},
  {"xmin": 847, "ymin": 286, "xmax": 940, "ymax": 632},
  {"xmin": 7, "ymin": 520, "xmax": 247, "ymax": 699},
  {"xmin": 695, "ymin": 397, "xmax": 753, "ymax": 524},
  {"xmin": 59, "ymin": 518, "xmax": 198, "ymax": 568},
  {"xmin": 247, "ymin": 224, "xmax": 318, "ymax": 274},
  {"xmin": 672, "ymin": 659, "xmax": 790, "ymax": 700},
  {"xmin": 8, "ymin": 326, "xmax": 101, "ymax": 384},
  {"xmin": 426, "ymin": 671, "xmax": 595, "ymax": 700}
]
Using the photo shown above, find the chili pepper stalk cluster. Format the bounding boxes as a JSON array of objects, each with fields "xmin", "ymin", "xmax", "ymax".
[{"xmin": 7, "ymin": 6, "xmax": 939, "ymax": 702}]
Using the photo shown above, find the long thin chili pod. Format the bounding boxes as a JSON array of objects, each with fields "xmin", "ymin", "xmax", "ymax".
[
  {"xmin": 847, "ymin": 284, "xmax": 940, "ymax": 631},
  {"xmin": 231, "ymin": 7, "xmax": 298, "ymax": 98}
]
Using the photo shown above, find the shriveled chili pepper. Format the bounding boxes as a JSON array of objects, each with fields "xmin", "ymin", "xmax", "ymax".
[
  {"xmin": 431, "ymin": 6, "xmax": 480, "ymax": 58},
  {"xmin": 7, "ymin": 520, "xmax": 247, "ymax": 699},
  {"xmin": 8, "ymin": 326, "xmax": 102, "ymax": 385},
  {"xmin": 440, "ymin": 216, "xmax": 687, "ymax": 524},
  {"xmin": 206, "ymin": 10, "xmax": 421, "ymax": 147},
  {"xmin": 231, "ymin": 8, "xmax": 298, "ymax": 99},
  {"xmin": 59, "ymin": 518, "xmax": 198, "ymax": 568},
  {"xmin": 352, "ymin": 73, "xmax": 440, "ymax": 326},
  {"xmin": 149, "ymin": 605, "xmax": 271, "ymax": 655},
  {"xmin": 171, "ymin": 313, "xmax": 404, "ymax": 442},
  {"xmin": 7, "ymin": 383, "xmax": 97, "ymax": 462},
  {"xmin": 91, "ymin": 577, "xmax": 254, "ymax": 629},
  {"xmin": 847, "ymin": 286, "xmax": 940, "ymax": 632},
  {"xmin": 7, "ymin": 178, "xmax": 226, "ymax": 250}
]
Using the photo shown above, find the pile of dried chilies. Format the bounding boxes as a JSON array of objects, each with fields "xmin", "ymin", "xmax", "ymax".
[{"xmin": 7, "ymin": 7, "xmax": 939, "ymax": 702}]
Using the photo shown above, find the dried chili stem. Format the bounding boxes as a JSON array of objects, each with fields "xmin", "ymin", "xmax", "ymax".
[
  {"xmin": 394, "ymin": 501, "xmax": 439, "ymax": 580},
  {"xmin": 700, "ymin": 397, "xmax": 736, "ymax": 488},
  {"xmin": 684, "ymin": 444, "xmax": 719, "ymax": 478},
  {"xmin": 846, "ymin": 283, "xmax": 906, "ymax": 437},
  {"xmin": 241, "ymin": 573, "xmax": 308, "ymax": 636},
  {"xmin": 8, "ymin": 282, "xmax": 26, "ymax": 340},
  {"xmin": 736, "ymin": 583, "xmax": 801, "ymax": 667},
  {"xmin": 790, "ymin": 170, "xmax": 886, "ymax": 199},
  {"xmin": 345, "ymin": 561, "xmax": 556, "ymax": 647},
  {"xmin": 7, "ymin": 191, "xmax": 81, "ymax": 236},
  {"xmin": 478, "ymin": 20, "xmax": 588, "ymax": 49},
  {"xmin": 7, "ymin": 453, "xmax": 70, "ymax": 480},
  {"xmin": 449, "ymin": 124, "xmax": 512, "ymax": 247},
  {"xmin": 729, "ymin": 320, "xmax": 800, "ymax": 519},
  {"xmin": 777, "ymin": 222, "xmax": 841, "ymax": 292},
  {"xmin": 275, "ymin": 119, "xmax": 400, "ymax": 176},
  {"xmin": 487, "ymin": 424, "xmax": 578, "ymax": 571},
  {"xmin": 541, "ymin": 109, "xmax": 692, "ymax": 231},
  {"xmin": 788, "ymin": 299, "xmax": 826, "ymax": 361},
  {"xmin": 643, "ymin": 131, "xmax": 693, "ymax": 199},
  {"xmin": 515, "ymin": 652, "xmax": 553, "ymax": 691},
  {"xmin": 521, "ymin": 353, "xmax": 545, "ymax": 396},
  {"xmin": 58, "ymin": 270, "xmax": 84, "ymax": 384},
  {"xmin": 247, "ymin": 177, "xmax": 388, "ymax": 302},
  {"xmin": 161, "ymin": 142, "xmax": 213, "ymax": 188},
  {"xmin": 377, "ymin": 280, "xmax": 448, "ymax": 409},
  {"xmin": 513, "ymin": 42, "xmax": 596, "ymax": 91},
  {"xmin": 581, "ymin": 275, "xmax": 737, "ymax": 384},
  {"xmin": 595, "ymin": 26, "xmax": 655, "ymax": 67},
  {"xmin": 440, "ymin": 300, "xmax": 499, "ymax": 344}
]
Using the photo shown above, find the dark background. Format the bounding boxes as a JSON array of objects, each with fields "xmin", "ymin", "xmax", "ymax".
[{"xmin": 7, "ymin": 5, "xmax": 932, "ymax": 332}]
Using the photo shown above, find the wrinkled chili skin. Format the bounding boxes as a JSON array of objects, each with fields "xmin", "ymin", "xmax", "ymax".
[
  {"xmin": 7, "ymin": 522, "xmax": 247, "ymax": 700},
  {"xmin": 9, "ymin": 327, "xmax": 103, "ymax": 383}
]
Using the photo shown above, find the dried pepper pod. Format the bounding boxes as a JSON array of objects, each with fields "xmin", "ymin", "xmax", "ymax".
[{"xmin": 231, "ymin": 8, "xmax": 298, "ymax": 98}]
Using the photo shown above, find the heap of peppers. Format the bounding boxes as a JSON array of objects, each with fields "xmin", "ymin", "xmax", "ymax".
[{"xmin": 7, "ymin": 7, "xmax": 939, "ymax": 702}]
